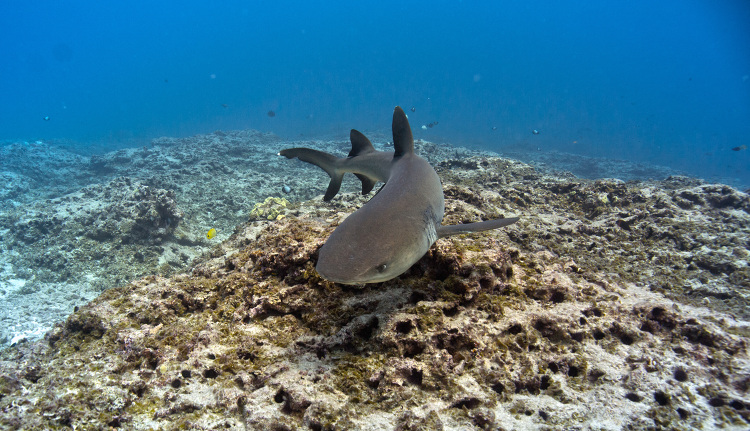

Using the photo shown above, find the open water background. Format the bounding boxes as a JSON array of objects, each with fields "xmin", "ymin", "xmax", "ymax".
[{"xmin": 2, "ymin": 1, "xmax": 749, "ymax": 187}]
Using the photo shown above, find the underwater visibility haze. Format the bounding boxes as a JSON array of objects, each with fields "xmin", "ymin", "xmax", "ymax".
[
  {"xmin": 2, "ymin": 0, "xmax": 749, "ymax": 186},
  {"xmin": 2, "ymin": 1, "xmax": 750, "ymax": 430}
]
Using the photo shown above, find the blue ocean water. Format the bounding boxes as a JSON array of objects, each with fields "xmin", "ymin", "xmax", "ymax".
[{"xmin": 2, "ymin": 0, "xmax": 749, "ymax": 186}]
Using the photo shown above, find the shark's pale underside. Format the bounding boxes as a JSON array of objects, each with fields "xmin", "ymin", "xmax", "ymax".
[{"xmin": 279, "ymin": 106, "xmax": 519, "ymax": 284}]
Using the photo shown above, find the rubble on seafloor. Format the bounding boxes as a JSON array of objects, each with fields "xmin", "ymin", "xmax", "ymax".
[
  {"xmin": 0, "ymin": 130, "xmax": 316, "ymax": 346},
  {"xmin": 0, "ymin": 150, "xmax": 748, "ymax": 430}
]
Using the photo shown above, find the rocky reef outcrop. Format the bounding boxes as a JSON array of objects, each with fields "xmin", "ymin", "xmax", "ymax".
[{"xmin": 0, "ymin": 154, "xmax": 748, "ymax": 430}]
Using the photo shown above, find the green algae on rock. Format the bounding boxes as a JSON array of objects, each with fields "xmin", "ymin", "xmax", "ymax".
[{"xmin": 248, "ymin": 196, "xmax": 291, "ymax": 221}]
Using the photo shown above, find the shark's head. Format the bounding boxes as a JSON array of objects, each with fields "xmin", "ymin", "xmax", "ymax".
[
  {"xmin": 315, "ymin": 213, "xmax": 433, "ymax": 284},
  {"xmin": 315, "ymin": 248, "xmax": 407, "ymax": 285}
]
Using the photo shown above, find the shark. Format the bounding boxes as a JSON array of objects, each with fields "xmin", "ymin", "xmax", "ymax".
[{"xmin": 279, "ymin": 106, "xmax": 519, "ymax": 284}]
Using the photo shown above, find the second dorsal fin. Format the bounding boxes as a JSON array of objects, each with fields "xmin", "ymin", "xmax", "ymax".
[{"xmin": 349, "ymin": 129, "xmax": 375, "ymax": 157}]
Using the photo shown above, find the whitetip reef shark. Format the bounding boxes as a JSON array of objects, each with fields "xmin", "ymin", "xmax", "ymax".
[{"xmin": 279, "ymin": 106, "xmax": 519, "ymax": 284}]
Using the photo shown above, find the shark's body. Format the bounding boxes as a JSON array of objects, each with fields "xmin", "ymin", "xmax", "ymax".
[{"xmin": 279, "ymin": 106, "xmax": 518, "ymax": 284}]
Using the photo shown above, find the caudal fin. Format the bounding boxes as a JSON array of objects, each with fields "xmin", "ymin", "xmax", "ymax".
[
  {"xmin": 279, "ymin": 148, "xmax": 343, "ymax": 201},
  {"xmin": 279, "ymin": 130, "xmax": 381, "ymax": 201}
]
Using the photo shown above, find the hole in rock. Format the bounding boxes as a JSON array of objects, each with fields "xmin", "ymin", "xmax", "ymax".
[
  {"xmin": 355, "ymin": 316, "xmax": 379, "ymax": 340},
  {"xmin": 540, "ymin": 375, "xmax": 551, "ymax": 390},
  {"xmin": 625, "ymin": 392, "xmax": 642, "ymax": 402},
  {"xmin": 238, "ymin": 350, "xmax": 255, "ymax": 361},
  {"xmin": 405, "ymin": 368, "xmax": 423, "ymax": 386},
  {"xmin": 451, "ymin": 397, "xmax": 481, "ymax": 410},
  {"xmin": 395, "ymin": 320, "xmax": 414, "ymax": 334},
  {"xmin": 729, "ymin": 400, "xmax": 745, "ymax": 410},
  {"xmin": 408, "ymin": 291, "xmax": 427, "ymax": 304},
  {"xmin": 443, "ymin": 305, "xmax": 460, "ymax": 317},
  {"xmin": 401, "ymin": 339, "xmax": 425, "ymax": 358},
  {"xmin": 618, "ymin": 332, "xmax": 634, "ymax": 345},
  {"xmin": 654, "ymin": 391, "xmax": 670, "ymax": 406},
  {"xmin": 673, "ymin": 367, "xmax": 688, "ymax": 382},
  {"xmin": 550, "ymin": 290, "xmax": 566, "ymax": 303}
]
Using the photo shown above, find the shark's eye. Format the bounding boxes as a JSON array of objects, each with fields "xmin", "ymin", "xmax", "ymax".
[{"xmin": 375, "ymin": 263, "xmax": 388, "ymax": 273}]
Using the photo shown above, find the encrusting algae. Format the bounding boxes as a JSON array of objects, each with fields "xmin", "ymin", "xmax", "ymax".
[
  {"xmin": 0, "ymin": 155, "xmax": 748, "ymax": 430},
  {"xmin": 249, "ymin": 196, "xmax": 290, "ymax": 221}
]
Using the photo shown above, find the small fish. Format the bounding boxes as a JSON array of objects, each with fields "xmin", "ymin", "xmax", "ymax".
[
  {"xmin": 731, "ymin": 145, "xmax": 747, "ymax": 151},
  {"xmin": 410, "ymin": 107, "xmax": 416, "ymax": 112},
  {"xmin": 206, "ymin": 228, "xmax": 217, "ymax": 239},
  {"xmin": 43, "ymin": 116, "xmax": 50, "ymax": 121},
  {"xmin": 282, "ymin": 185, "xmax": 292, "ymax": 194},
  {"xmin": 221, "ymin": 104, "xmax": 228, "ymax": 108},
  {"xmin": 267, "ymin": 110, "xmax": 276, "ymax": 117},
  {"xmin": 532, "ymin": 129, "xmax": 539, "ymax": 135}
]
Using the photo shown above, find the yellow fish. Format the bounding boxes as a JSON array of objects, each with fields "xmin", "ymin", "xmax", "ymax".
[{"xmin": 206, "ymin": 228, "xmax": 216, "ymax": 239}]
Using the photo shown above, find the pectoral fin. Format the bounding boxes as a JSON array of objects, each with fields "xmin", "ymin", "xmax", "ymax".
[{"xmin": 436, "ymin": 217, "xmax": 519, "ymax": 238}]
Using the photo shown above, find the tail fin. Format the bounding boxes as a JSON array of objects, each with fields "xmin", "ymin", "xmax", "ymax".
[
  {"xmin": 279, "ymin": 148, "xmax": 343, "ymax": 201},
  {"xmin": 279, "ymin": 129, "xmax": 382, "ymax": 201}
]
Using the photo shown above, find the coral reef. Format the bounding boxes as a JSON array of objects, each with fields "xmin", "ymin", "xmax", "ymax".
[
  {"xmin": 0, "ymin": 140, "xmax": 90, "ymax": 209},
  {"xmin": 0, "ymin": 151, "xmax": 748, "ymax": 430},
  {"xmin": 0, "ymin": 177, "xmax": 184, "ymax": 345},
  {"xmin": 3, "ymin": 176, "xmax": 183, "ymax": 282},
  {"xmin": 0, "ymin": 131, "xmax": 308, "ymax": 346}
]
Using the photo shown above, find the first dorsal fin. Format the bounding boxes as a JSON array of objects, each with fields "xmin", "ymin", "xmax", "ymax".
[
  {"xmin": 349, "ymin": 129, "xmax": 375, "ymax": 157},
  {"xmin": 392, "ymin": 106, "xmax": 414, "ymax": 158}
]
